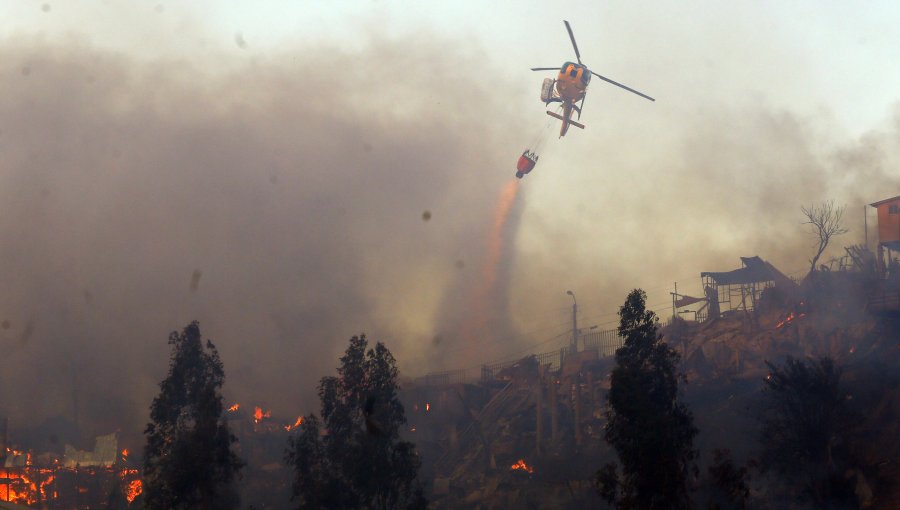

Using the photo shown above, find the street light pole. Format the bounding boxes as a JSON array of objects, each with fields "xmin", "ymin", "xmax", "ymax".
[{"xmin": 566, "ymin": 290, "xmax": 578, "ymax": 352}]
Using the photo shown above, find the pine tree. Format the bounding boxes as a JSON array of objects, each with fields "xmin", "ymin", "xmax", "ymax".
[
  {"xmin": 143, "ymin": 321, "xmax": 244, "ymax": 510},
  {"xmin": 597, "ymin": 289, "xmax": 698, "ymax": 509},
  {"xmin": 285, "ymin": 335, "xmax": 425, "ymax": 510}
]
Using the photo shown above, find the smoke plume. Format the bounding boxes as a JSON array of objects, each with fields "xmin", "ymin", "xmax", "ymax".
[{"xmin": 0, "ymin": 23, "xmax": 898, "ymax": 453}]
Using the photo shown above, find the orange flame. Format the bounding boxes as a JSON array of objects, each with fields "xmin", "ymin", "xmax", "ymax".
[
  {"xmin": 0, "ymin": 465, "xmax": 143, "ymax": 506},
  {"xmin": 126, "ymin": 479, "xmax": 143, "ymax": 503},
  {"xmin": 253, "ymin": 406, "xmax": 271, "ymax": 424},
  {"xmin": 0, "ymin": 466, "xmax": 57, "ymax": 505},
  {"xmin": 121, "ymin": 448, "xmax": 129, "ymax": 458},
  {"xmin": 284, "ymin": 416, "xmax": 304, "ymax": 431},
  {"xmin": 775, "ymin": 311, "xmax": 806, "ymax": 329},
  {"xmin": 227, "ymin": 403, "xmax": 240, "ymax": 412},
  {"xmin": 425, "ymin": 402, "xmax": 431, "ymax": 412},
  {"xmin": 510, "ymin": 459, "xmax": 534, "ymax": 473}
]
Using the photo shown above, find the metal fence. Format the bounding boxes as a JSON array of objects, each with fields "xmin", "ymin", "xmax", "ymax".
[
  {"xmin": 411, "ymin": 369, "xmax": 477, "ymax": 387},
  {"xmin": 410, "ymin": 319, "xmax": 686, "ymax": 387},
  {"xmin": 581, "ymin": 329, "xmax": 623, "ymax": 357},
  {"xmin": 478, "ymin": 346, "xmax": 572, "ymax": 382}
]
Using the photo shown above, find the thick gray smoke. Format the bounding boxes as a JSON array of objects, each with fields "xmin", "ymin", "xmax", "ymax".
[
  {"xmin": 0, "ymin": 29, "xmax": 898, "ymax": 453},
  {"xmin": 0, "ymin": 35, "xmax": 529, "ymax": 449},
  {"xmin": 510, "ymin": 103, "xmax": 900, "ymax": 336}
]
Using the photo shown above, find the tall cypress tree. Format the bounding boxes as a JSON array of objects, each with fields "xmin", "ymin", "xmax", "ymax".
[
  {"xmin": 143, "ymin": 321, "xmax": 244, "ymax": 510},
  {"xmin": 285, "ymin": 334, "xmax": 426, "ymax": 510},
  {"xmin": 597, "ymin": 289, "xmax": 698, "ymax": 509}
]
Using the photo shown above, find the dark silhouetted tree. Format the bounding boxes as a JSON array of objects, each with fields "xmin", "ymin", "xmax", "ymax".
[
  {"xmin": 758, "ymin": 356, "xmax": 855, "ymax": 506},
  {"xmin": 285, "ymin": 334, "xmax": 426, "ymax": 510},
  {"xmin": 705, "ymin": 449, "xmax": 750, "ymax": 510},
  {"xmin": 596, "ymin": 289, "xmax": 698, "ymax": 509},
  {"xmin": 143, "ymin": 321, "xmax": 244, "ymax": 510}
]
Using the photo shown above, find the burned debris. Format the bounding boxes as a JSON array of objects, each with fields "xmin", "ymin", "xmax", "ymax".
[
  {"xmin": 0, "ymin": 428, "xmax": 142, "ymax": 508},
  {"xmin": 403, "ymin": 201, "xmax": 900, "ymax": 509}
]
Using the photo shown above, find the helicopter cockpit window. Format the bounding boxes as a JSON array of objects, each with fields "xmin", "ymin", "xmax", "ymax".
[
  {"xmin": 561, "ymin": 62, "xmax": 573, "ymax": 73},
  {"xmin": 581, "ymin": 71, "xmax": 591, "ymax": 85}
]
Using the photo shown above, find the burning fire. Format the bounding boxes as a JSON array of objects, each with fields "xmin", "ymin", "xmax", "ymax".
[
  {"xmin": 253, "ymin": 406, "xmax": 271, "ymax": 424},
  {"xmin": 126, "ymin": 479, "xmax": 143, "ymax": 503},
  {"xmin": 227, "ymin": 403, "xmax": 240, "ymax": 412},
  {"xmin": 0, "ymin": 466, "xmax": 140, "ymax": 506},
  {"xmin": 284, "ymin": 416, "xmax": 304, "ymax": 431},
  {"xmin": 120, "ymin": 468, "xmax": 143, "ymax": 503},
  {"xmin": 775, "ymin": 311, "xmax": 806, "ymax": 329},
  {"xmin": 510, "ymin": 459, "xmax": 534, "ymax": 473},
  {"xmin": 121, "ymin": 448, "xmax": 129, "ymax": 460},
  {"xmin": 425, "ymin": 402, "xmax": 431, "ymax": 412}
]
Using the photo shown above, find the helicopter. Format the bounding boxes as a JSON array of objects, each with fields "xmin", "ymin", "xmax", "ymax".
[{"xmin": 531, "ymin": 20, "xmax": 655, "ymax": 137}]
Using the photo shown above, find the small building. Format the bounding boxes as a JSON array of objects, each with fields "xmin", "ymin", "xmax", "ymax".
[
  {"xmin": 699, "ymin": 256, "xmax": 797, "ymax": 317},
  {"xmin": 869, "ymin": 195, "xmax": 900, "ymax": 274}
]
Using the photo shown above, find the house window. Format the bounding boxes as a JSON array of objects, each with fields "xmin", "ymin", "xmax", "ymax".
[{"xmin": 890, "ymin": 204, "xmax": 900, "ymax": 214}]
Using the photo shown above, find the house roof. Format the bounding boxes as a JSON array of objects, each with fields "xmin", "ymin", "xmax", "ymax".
[
  {"xmin": 701, "ymin": 256, "xmax": 797, "ymax": 289},
  {"xmin": 869, "ymin": 195, "xmax": 900, "ymax": 207}
]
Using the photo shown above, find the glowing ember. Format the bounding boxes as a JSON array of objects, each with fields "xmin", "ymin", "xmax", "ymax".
[
  {"xmin": 227, "ymin": 403, "xmax": 240, "ymax": 412},
  {"xmin": 121, "ymin": 448, "xmax": 129, "ymax": 459},
  {"xmin": 510, "ymin": 459, "xmax": 534, "ymax": 473},
  {"xmin": 284, "ymin": 416, "xmax": 304, "ymax": 431},
  {"xmin": 0, "ymin": 465, "xmax": 143, "ymax": 506},
  {"xmin": 253, "ymin": 406, "xmax": 271, "ymax": 424},
  {"xmin": 775, "ymin": 311, "xmax": 806, "ymax": 329},
  {"xmin": 126, "ymin": 479, "xmax": 143, "ymax": 503},
  {"xmin": 425, "ymin": 403, "xmax": 430, "ymax": 412}
]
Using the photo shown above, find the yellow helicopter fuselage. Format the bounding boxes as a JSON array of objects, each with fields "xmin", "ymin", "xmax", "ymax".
[
  {"xmin": 529, "ymin": 21, "xmax": 653, "ymax": 142},
  {"xmin": 555, "ymin": 62, "xmax": 590, "ymax": 104},
  {"xmin": 549, "ymin": 62, "xmax": 591, "ymax": 136}
]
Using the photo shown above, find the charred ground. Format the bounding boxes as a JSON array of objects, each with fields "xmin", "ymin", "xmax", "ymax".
[{"xmin": 399, "ymin": 263, "xmax": 899, "ymax": 509}]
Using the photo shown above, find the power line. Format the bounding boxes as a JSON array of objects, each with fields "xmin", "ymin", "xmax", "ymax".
[{"xmin": 443, "ymin": 328, "xmax": 572, "ymax": 371}]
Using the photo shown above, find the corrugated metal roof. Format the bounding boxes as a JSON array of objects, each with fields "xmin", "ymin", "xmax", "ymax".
[
  {"xmin": 701, "ymin": 256, "xmax": 796, "ymax": 289},
  {"xmin": 701, "ymin": 256, "xmax": 772, "ymax": 285}
]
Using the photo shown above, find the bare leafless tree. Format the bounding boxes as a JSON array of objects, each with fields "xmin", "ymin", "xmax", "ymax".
[{"xmin": 801, "ymin": 200, "xmax": 849, "ymax": 274}]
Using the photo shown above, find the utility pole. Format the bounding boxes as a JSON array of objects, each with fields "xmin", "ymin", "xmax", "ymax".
[
  {"xmin": 864, "ymin": 205, "xmax": 868, "ymax": 248},
  {"xmin": 673, "ymin": 282, "xmax": 678, "ymax": 321},
  {"xmin": 566, "ymin": 290, "xmax": 578, "ymax": 352}
]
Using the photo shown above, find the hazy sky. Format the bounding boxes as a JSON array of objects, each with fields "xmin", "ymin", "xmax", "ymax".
[{"xmin": 0, "ymin": 1, "xmax": 898, "ymax": 447}]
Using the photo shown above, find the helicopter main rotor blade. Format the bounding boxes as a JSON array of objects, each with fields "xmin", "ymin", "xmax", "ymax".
[
  {"xmin": 590, "ymin": 71, "xmax": 655, "ymax": 101},
  {"xmin": 531, "ymin": 67, "xmax": 559, "ymax": 71},
  {"xmin": 564, "ymin": 20, "xmax": 582, "ymax": 65}
]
